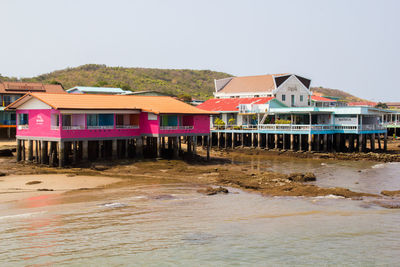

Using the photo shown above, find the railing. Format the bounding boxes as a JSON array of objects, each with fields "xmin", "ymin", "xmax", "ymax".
[
  {"xmin": 62, "ymin": 125, "xmax": 85, "ymax": 130},
  {"xmin": 87, "ymin": 125, "xmax": 114, "ymax": 130},
  {"xmin": 334, "ymin": 125, "xmax": 357, "ymax": 130},
  {"xmin": 51, "ymin": 126, "xmax": 60, "ymax": 130},
  {"xmin": 179, "ymin": 126, "xmax": 194, "ymax": 130},
  {"xmin": 212, "ymin": 124, "xmax": 386, "ymax": 132},
  {"xmin": 160, "ymin": 126, "xmax": 194, "ymax": 130},
  {"xmin": 1, "ymin": 120, "xmax": 16, "ymax": 125},
  {"xmin": 17, "ymin": 125, "xmax": 29, "ymax": 130},
  {"xmin": 116, "ymin": 125, "xmax": 140, "ymax": 129}
]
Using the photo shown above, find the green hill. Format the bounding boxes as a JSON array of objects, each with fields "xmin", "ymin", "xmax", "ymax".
[
  {"xmin": 0, "ymin": 64, "xmax": 365, "ymax": 101},
  {"xmin": 310, "ymin": 87, "xmax": 365, "ymax": 102},
  {"xmin": 2, "ymin": 64, "xmax": 230, "ymax": 100}
]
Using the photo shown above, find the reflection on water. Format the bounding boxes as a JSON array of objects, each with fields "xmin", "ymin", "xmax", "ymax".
[{"xmin": 0, "ymin": 159, "xmax": 399, "ymax": 266}]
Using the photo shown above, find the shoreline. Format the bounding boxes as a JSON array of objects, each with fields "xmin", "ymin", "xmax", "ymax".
[{"xmin": 0, "ymin": 141, "xmax": 399, "ymax": 207}]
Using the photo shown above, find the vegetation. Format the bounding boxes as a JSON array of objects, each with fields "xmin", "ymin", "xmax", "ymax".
[
  {"xmin": 275, "ymin": 119, "xmax": 291, "ymax": 124},
  {"xmin": 311, "ymin": 86, "xmax": 365, "ymax": 102},
  {"xmin": 228, "ymin": 118, "xmax": 236, "ymax": 125},
  {"xmin": 0, "ymin": 64, "xmax": 367, "ymax": 101},
  {"xmin": 214, "ymin": 118, "xmax": 225, "ymax": 126},
  {"xmin": 375, "ymin": 102, "xmax": 388, "ymax": 109},
  {"xmin": 0, "ymin": 64, "xmax": 230, "ymax": 100}
]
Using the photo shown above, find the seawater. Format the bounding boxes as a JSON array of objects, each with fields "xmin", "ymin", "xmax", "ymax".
[{"xmin": 0, "ymin": 159, "xmax": 399, "ymax": 266}]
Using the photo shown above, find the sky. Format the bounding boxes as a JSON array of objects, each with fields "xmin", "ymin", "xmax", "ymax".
[{"xmin": 0, "ymin": 0, "xmax": 399, "ymax": 101}]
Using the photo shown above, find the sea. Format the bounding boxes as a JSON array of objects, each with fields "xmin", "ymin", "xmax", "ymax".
[{"xmin": 0, "ymin": 157, "xmax": 399, "ymax": 266}]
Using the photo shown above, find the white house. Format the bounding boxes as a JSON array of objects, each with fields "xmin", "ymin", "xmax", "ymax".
[{"xmin": 214, "ymin": 73, "xmax": 312, "ymax": 107}]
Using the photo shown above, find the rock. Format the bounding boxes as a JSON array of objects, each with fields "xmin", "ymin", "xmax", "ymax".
[
  {"xmin": 37, "ymin": 188, "xmax": 54, "ymax": 191},
  {"xmin": 91, "ymin": 165, "xmax": 109, "ymax": 171},
  {"xmin": 287, "ymin": 172, "xmax": 316, "ymax": 182},
  {"xmin": 381, "ymin": 190, "xmax": 400, "ymax": 197},
  {"xmin": 197, "ymin": 186, "xmax": 229, "ymax": 195},
  {"xmin": 372, "ymin": 200, "xmax": 400, "ymax": 209},
  {"xmin": 26, "ymin": 180, "xmax": 42, "ymax": 185},
  {"xmin": 0, "ymin": 149, "xmax": 13, "ymax": 157},
  {"xmin": 66, "ymin": 174, "xmax": 76, "ymax": 177}
]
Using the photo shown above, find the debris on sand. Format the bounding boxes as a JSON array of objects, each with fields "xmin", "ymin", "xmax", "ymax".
[
  {"xmin": 25, "ymin": 180, "xmax": 42, "ymax": 185},
  {"xmin": 287, "ymin": 172, "xmax": 316, "ymax": 182},
  {"xmin": 37, "ymin": 188, "xmax": 54, "ymax": 191},
  {"xmin": 197, "ymin": 186, "xmax": 229, "ymax": 195},
  {"xmin": 381, "ymin": 190, "xmax": 400, "ymax": 197}
]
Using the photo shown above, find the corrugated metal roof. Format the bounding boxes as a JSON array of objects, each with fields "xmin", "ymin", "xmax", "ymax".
[
  {"xmin": 7, "ymin": 93, "xmax": 215, "ymax": 115},
  {"xmin": 198, "ymin": 97, "xmax": 274, "ymax": 112},
  {"xmin": 67, "ymin": 86, "xmax": 128, "ymax": 94},
  {"xmin": 0, "ymin": 82, "xmax": 65, "ymax": 94}
]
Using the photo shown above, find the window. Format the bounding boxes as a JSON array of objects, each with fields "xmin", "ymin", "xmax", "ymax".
[
  {"xmin": 300, "ymin": 95, "xmax": 304, "ymax": 102},
  {"xmin": 282, "ymin": 94, "xmax": 286, "ymax": 101},
  {"xmin": 87, "ymin": 114, "xmax": 114, "ymax": 128},
  {"xmin": 148, "ymin": 113, "xmax": 157, "ymax": 121},
  {"xmin": 116, "ymin": 114, "xmax": 139, "ymax": 128},
  {"xmin": 17, "ymin": 113, "xmax": 29, "ymax": 129},
  {"xmin": 62, "ymin": 115, "xmax": 72, "ymax": 126},
  {"xmin": 51, "ymin": 114, "xmax": 59, "ymax": 129}
]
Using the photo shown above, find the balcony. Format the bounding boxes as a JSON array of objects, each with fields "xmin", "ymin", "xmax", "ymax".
[
  {"xmin": 87, "ymin": 125, "xmax": 114, "ymax": 130},
  {"xmin": 62, "ymin": 125, "xmax": 85, "ymax": 130},
  {"xmin": 1, "ymin": 120, "xmax": 16, "ymax": 126},
  {"xmin": 116, "ymin": 125, "xmax": 139, "ymax": 129},
  {"xmin": 160, "ymin": 126, "xmax": 194, "ymax": 130},
  {"xmin": 212, "ymin": 124, "xmax": 386, "ymax": 133}
]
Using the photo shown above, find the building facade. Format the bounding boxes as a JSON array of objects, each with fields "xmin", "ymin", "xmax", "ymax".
[
  {"xmin": 7, "ymin": 93, "xmax": 214, "ymax": 166},
  {"xmin": 0, "ymin": 82, "xmax": 65, "ymax": 138}
]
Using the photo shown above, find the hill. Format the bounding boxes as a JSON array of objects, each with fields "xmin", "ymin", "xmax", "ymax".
[
  {"xmin": 1, "ymin": 64, "xmax": 230, "ymax": 100},
  {"xmin": 311, "ymin": 87, "xmax": 365, "ymax": 102},
  {"xmin": 1, "ymin": 65, "xmax": 365, "ymax": 101}
]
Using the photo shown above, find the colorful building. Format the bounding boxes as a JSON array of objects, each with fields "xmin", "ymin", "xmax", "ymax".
[
  {"xmin": 199, "ymin": 75, "xmax": 391, "ymax": 152},
  {"xmin": 6, "ymin": 93, "xmax": 214, "ymax": 166},
  {"xmin": 0, "ymin": 81, "xmax": 65, "ymax": 138},
  {"xmin": 66, "ymin": 86, "xmax": 131, "ymax": 95}
]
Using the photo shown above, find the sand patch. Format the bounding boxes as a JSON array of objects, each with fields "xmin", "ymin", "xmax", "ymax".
[{"xmin": 0, "ymin": 174, "xmax": 122, "ymax": 203}]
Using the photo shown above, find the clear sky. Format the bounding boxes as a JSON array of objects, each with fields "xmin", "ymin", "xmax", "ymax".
[{"xmin": 0, "ymin": 0, "xmax": 399, "ymax": 101}]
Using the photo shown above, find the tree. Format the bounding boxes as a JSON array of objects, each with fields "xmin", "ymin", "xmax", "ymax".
[
  {"xmin": 178, "ymin": 93, "xmax": 192, "ymax": 102},
  {"xmin": 375, "ymin": 102, "xmax": 388, "ymax": 109}
]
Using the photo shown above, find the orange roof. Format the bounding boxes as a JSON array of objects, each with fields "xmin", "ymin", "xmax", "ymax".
[
  {"xmin": 311, "ymin": 95, "xmax": 336, "ymax": 102},
  {"xmin": 348, "ymin": 101, "xmax": 377, "ymax": 107},
  {"xmin": 6, "ymin": 93, "xmax": 215, "ymax": 115},
  {"xmin": 217, "ymin": 74, "xmax": 288, "ymax": 94},
  {"xmin": 198, "ymin": 97, "xmax": 274, "ymax": 112},
  {"xmin": 0, "ymin": 82, "xmax": 65, "ymax": 94}
]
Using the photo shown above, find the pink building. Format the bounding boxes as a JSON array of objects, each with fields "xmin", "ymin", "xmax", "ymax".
[{"xmin": 6, "ymin": 93, "xmax": 214, "ymax": 166}]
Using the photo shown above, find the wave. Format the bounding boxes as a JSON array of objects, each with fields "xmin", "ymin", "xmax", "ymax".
[{"xmin": 0, "ymin": 211, "xmax": 46, "ymax": 221}]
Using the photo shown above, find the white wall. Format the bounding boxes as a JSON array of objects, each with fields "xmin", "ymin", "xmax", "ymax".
[
  {"xmin": 274, "ymin": 76, "xmax": 310, "ymax": 107},
  {"xmin": 19, "ymin": 98, "xmax": 52, "ymax": 110}
]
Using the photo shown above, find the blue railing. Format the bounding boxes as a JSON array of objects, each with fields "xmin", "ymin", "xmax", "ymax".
[{"xmin": 1, "ymin": 120, "xmax": 16, "ymax": 125}]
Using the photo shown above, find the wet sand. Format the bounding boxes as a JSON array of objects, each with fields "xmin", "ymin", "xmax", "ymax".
[
  {"xmin": 0, "ymin": 174, "xmax": 122, "ymax": 203},
  {"xmin": 0, "ymin": 139, "xmax": 399, "ymax": 203}
]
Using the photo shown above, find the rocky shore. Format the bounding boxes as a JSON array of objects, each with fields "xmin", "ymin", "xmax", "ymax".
[{"xmin": 0, "ymin": 140, "xmax": 399, "ymax": 208}]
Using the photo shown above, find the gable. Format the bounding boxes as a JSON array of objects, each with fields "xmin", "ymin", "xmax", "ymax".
[
  {"xmin": 274, "ymin": 75, "xmax": 311, "ymax": 95},
  {"xmin": 18, "ymin": 97, "xmax": 52, "ymax": 110}
]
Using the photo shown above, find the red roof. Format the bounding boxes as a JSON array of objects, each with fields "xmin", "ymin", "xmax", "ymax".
[
  {"xmin": 197, "ymin": 97, "xmax": 274, "ymax": 112},
  {"xmin": 348, "ymin": 101, "xmax": 376, "ymax": 107},
  {"xmin": 311, "ymin": 95, "xmax": 336, "ymax": 102}
]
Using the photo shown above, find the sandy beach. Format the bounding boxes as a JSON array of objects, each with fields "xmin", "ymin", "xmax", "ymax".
[{"xmin": 0, "ymin": 174, "xmax": 122, "ymax": 203}]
